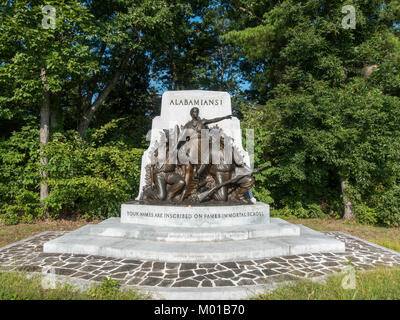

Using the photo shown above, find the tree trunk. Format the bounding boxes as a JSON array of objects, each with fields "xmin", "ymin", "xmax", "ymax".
[
  {"xmin": 40, "ymin": 68, "xmax": 50, "ymax": 218},
  {"xmin": 77, "ymin": 50, "xmax": 133, "ymax": 138},
  {"xmin": 340, "ymin": 177, "xmax": 354, "ymax": 220}
]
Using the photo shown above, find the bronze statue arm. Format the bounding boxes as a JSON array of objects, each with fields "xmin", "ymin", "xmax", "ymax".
[{"xmin": 203, "ymin": 115, "xmax": 232, "ymax": 125}]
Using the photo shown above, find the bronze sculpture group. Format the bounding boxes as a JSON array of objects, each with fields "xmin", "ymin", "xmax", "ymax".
[{"xmin": 141, "ymin": 107, "xmax": 263, "ymax": 204}]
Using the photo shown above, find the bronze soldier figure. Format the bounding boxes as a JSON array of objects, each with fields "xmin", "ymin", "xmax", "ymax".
[
  {"xmin": 207, "ymin": 135, "xmax": 255, "ymax": 202},
  {"xmin": 141, "ymin": 108, "xmax": 265, "ymax": 204},
  {"xmin": 143, "ymin": 136, "xmax": 185, "ymax": 202},
  {"xmin": 177, "ymin": 107, "xmax": 232, "ymax": 201}
]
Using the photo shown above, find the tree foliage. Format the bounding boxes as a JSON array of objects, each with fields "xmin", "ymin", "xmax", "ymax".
[{"xmin": 225, "ymin": 0, "xmax": 400, "ymax": 225}]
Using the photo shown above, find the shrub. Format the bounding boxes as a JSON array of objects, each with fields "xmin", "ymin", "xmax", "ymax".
[
  {"xmin": 43, "ymin": 131, "xmax": 144, "ymax": 219},
  {"xmin": 87, "ymin": 277, "xmax": 121, "ymax": 299},
  {"xmin": 2, "ymin": 190, "xmax": 40, "ymax": 225},
  {"xmin": 270, "ymin": 202, "xmax": 327, "ymax": 219},
  {"xmin": 354, "ymin": 203, "xmax": 379, "ymax": 225},
  {"xmin": 0, "ymin": 125, "xmax": 144, "ymax": 223},
  {"xmin": 0, "ymin": 124, "xmax": 40, "ymax": 225},
  {"xmin": 373, "ymin": 186, "xmax": 400, "ymax": 227},
  {"xmin": 252, "ymin": 186, "xmax": 273, "ymax": 204}
]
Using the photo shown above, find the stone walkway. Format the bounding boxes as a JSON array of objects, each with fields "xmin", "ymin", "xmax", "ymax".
[{"xmin": 1, "ymin": 231, "xmax": 400, "ymax": 290}]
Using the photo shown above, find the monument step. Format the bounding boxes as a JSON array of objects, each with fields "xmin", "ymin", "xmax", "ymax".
[
  {"xmin": 88, "ymin": 218, "xmax": 300, "ymax": 242},
  {"xmin": 43, "ymin": 220, "xmax": 345, "ymax": 263}
]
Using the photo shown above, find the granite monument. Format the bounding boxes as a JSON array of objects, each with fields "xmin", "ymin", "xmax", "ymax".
[{"xmin": 43, "ymin": 90, "xmax": 345, "ymax": 262}]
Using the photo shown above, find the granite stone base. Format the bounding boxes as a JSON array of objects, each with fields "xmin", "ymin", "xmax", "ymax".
[
  {"xmin": 88, "ymin": 217, "xmax": 300, "ymax": 242},
  {"xmin": 43, "ymin": 218, "xmax": 345, "ymax": 262}
]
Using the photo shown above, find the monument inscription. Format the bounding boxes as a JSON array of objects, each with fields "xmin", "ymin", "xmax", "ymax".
[
  {"xmin": 168, "ymin": 98, "xmax": 224, "ymax": 106},
  {"xmin": 160, "ymin": 91, "xmax": 231, "ymax": 123},
  {"xmin": 120, "ymin": 202, "xmax": 270, "ymax": 227},
  {"xmin": 125, "ymin": 210, "xmax": 265, "ymax": 219}
]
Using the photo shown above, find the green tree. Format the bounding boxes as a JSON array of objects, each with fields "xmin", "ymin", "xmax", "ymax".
[
  {"xmin": 225, "ymin": 0, "xmax": 400, "ymax": 222},
  {"xmin": 74, "ymin": 0, "xmax": 183, "ymax": 137},
  {"xmin": 0, "ymin": 0, "xmax": 97, "ymax": 213}
]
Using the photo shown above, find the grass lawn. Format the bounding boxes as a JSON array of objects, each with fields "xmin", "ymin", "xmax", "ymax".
[
  {"xmin": 1, "ymin": 266, "xmax": 399, "ymax": 300},
  {"xmin": 253, "ymin": 267, "xmax": 400, "ymax": 300},
  {"xmin": 286, "ymin": 218, "xmax": 400, "ymax": 252},
  {"xmin": 0, "ymin": 219, "xmax": 101, "ymax": 247},
  {"xmin": 0, "ymin": 271, "xmax": 150, "ymax": 300}
]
